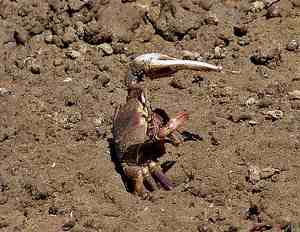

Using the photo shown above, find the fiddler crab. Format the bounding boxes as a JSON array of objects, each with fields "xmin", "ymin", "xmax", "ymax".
[{"xmin": 113, "ymin": 53, "xmax": 223, "ymax": 197}]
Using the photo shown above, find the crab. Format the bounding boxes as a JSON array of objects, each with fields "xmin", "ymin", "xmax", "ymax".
[{"xmin": 113, "ymin": 53, "xmax": 223, "ymax": 197}]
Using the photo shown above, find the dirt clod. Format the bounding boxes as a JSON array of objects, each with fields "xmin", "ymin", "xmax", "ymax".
[
  {"xmin": 234, "ymin": 25, "xmax": 248, "ymax": 37},
  {"xmin": 286, "ymin": 40, "xmax": 299, "ymax": 51},
  {"xmin": 266, "ymin": 5, "xmax": 281, "ymax": 18},
  {"xmin": 62, "ymin": 221, "xmax": 76, "ymax": 231}
]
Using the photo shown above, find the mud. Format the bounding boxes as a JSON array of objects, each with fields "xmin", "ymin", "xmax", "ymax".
[{"xmin": 0, "ymin": 0, "xmax": 300, "ymax": 231}]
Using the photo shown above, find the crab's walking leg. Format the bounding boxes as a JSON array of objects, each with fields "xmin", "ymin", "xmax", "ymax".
[
  {"xmin": 148, "ymin": 161, "xmax": 175, "ymax": 190},
  {"xmin": 122, "ymin": 164, "xmax": 146, "ymax": 196},
  {"xmin": 142, "ymin": 167, "xmax": 158, "ymax": 191}
]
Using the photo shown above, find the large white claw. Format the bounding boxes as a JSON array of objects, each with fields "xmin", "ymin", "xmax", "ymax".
[
  {"xmin": 126, "ymin": 53, "xmax": 228, "ymax": 87},
  {"xmin": 133, "ymin": 53, "xmax": 223, "ymax": 75}
]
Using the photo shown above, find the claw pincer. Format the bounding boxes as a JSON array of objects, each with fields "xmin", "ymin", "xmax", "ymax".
[{"xmin": 112, "ymin": 53, "xmax": 222, "ymax": 196}]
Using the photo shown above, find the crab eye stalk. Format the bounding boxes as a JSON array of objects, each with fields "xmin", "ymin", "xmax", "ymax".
[
  {"xmin": 125, "ymin": 63, "xmax": 146, "ymax": 88},
  {"xmin": 126, "ymin": 85, "xmax": 148, "ymax": 105}
]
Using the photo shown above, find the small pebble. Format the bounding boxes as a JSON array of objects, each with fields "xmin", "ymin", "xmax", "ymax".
[
  {"xmin": 119, "ymin": 54, "xmax": 129, "ymax": 64},
  {"xmin": 214, "ymin": 46, "xmax": 226, "ymax": 59},
  {"xmin": 248, "ymin": 165, "xmax": 261, "ymax": 184},
  {"xmin": 248, "ymin": 120, "xmax": 258, "ymax": 126},
  {"xmin": 63, "ymin": 78, "xmax": 73, "ymax": 82},
  {"xmin": 62, "ymin": 27, "xmax": 77, "ymax": 44},
  {"xmin": 291, "ymin": 101, "xmax": 300, "ymax": 110},
  {"xmin": 197, "ymin": 224, "xmax": 213, "ymax": 232},
  {"xmin": 52, "ymin": 35, "xmax": 64, "ymax": 48},
  {"xmin": 62, "ymin": 220, "xmax": 76, "ymax": 231},
  {"xmin": 288, "ymin": 90, "xmax": 300, "ymax": 100},
  {"xmin": 169, "ymin": 78, "xmax": 187, "ymax": 89},
  {"xmin": 260, "ymin": 167, "xmax": 280, "ymax": 179},
  {"xmin": 53, "ymin": 58, "xmax": 64, "ymax": 67},
  {"xmin": 266, "ymin": 5, "xmax": 281, "ymax": 18},
  {"xmin": 251, "ymin": 52, "xmax": 269, "ymax": 65},
  {"xmin": 66, "ymin": 50, "xmax": 81, "ymax": 59},
  {"xmin": 233, "ymin": 25, "xmax": 248, "ymax": 37},
  {"xmin": 266, "ymin": 110, "xmax": 283, "ymax": 120},
  {"xmin": 237, "ymin": 37, "xmax": 250, "ymax": 46},
  {"xmin": 69, "ymin": 0, "xmax": 86, "ymax": 11},
  {"xmin": 94, "ymin": 115, "xmax": 104, "ymax": 127},
  {"xmin": 223, "ymin": 0, "xmax": 240, "ymax": 8},
  {"xmin": 95, "ymin": 72, "xmax": 111, "ymax": 88},
  {"xmin": 251, "ymin": 48, "xmax": 281, "ymax": 67},
  {"xmin": 181, "ymin": 50, "xmax": 201, "ymax": 60},
  {"xmin": 256, "ymin": 66, "xmax": 270, "ymax": 79},
  {"xmin": 230, "ymin": 112, "xmax": 254, "ymax": 122},
  {"xmin": 263, "ymin": 0, "xmax": 280, "ymax": 7},
  {"xmin": 0, "ymin": 88, "xmax": 14, "ymax": 96},
  {"xmin": 0, "ymin": 192, "xmax": 8, "ymax": 205},
  {"xmin": 257, "ymin": 98, "xmax": 273, "ymax": 108},
  {"xmin": 44, "ymin": 31, "xmax": 53, "ymax": 43},
  {"xmin": 30, "ymin": 63, "xmax": 41, "ymax": 74},
  {"xmin": 99, "ymin": 43, "xmax": 113, "ymax": 55},
  {"xmin": 291, "ymin": 0, "xmax": 300, "ymax": 7},
  {"xmin": 204, "ymin": 12, "xmax": 219, "ymax": 25},
  {"xmin": 246, "ymin": 97, "xmax": 257, "ymax": 106},
  {"xmin": 251, "ymin": 1, "xmax": 265, "ymax": 12},
  {"xmin": 14, "ymin": 29, "xmax": 29, "ymax": 45},
  {"xmin": 198, "ymin": 0, "xmax": 214, "ymax": 10},
  {"xmin": 112, "ymin": 42, "xmax": 126, "ymax": 54},
  {"xmin": 75, "ymin": 21, "xmax": 85, "ymax": 38},
  {"xmin": 226, "ymin": 225, "xmax": 239, "ymax": 232},
  {"xmin": 237, "ymin": 113, "xmax": 253, "ymax": 122},
  {"xmin": 286, "ymin": 40, "xmax": 299, "ymax": 51},
  {"xmin": 209, "ymin": 132, "xmax": 220, "ymax": 145}
]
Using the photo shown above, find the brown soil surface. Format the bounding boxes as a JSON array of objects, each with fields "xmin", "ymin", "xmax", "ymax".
[{"xmin": 1, "ymin": 0, "xmax": 300, "ymax": 231}]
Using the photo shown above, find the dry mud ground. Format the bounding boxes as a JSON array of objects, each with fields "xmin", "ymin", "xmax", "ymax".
[{"xmin": 0, "ymin": 0, "xmax": 300, "ymax": 231}]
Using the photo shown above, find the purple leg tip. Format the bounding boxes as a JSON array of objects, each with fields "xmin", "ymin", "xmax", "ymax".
[{"xmin": 152, "ymin": 169, "xmax": 175, "ymax": 190}]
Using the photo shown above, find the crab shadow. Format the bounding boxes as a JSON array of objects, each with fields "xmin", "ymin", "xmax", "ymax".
[{"xmin": 107, "ymin": 138, "xmax": 132, "ymax": 192}]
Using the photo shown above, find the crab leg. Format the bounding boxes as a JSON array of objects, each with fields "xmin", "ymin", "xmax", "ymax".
[
  {"xmin": 122, "ymin": 164, "xmax": 146, "ymax": 196},
  {"xmin": 142, "ymin": 167, "xmax": 158, "ymax": 191},
  {"xmin": 148, "ymin": 161, "xmax": 175, "ymax": 190}
]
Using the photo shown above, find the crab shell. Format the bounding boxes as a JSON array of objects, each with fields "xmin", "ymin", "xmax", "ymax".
[{"xmin": 113, "ymin": 87, "xmax": 165, "ymax": 165}]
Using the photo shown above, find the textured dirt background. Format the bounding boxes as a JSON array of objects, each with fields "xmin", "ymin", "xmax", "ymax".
[{"xmin": 0, "ymin": 0, "xmax": 300, "ymax": 231}]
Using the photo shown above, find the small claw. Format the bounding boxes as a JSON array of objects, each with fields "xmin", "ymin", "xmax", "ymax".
[
  {"xmin": 159, "ymin": 112, "xmax": 189, "ymax": 138},
  {"xmin": 149, "ymin": 162, "xmax": 175, "ymax": 190}
]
